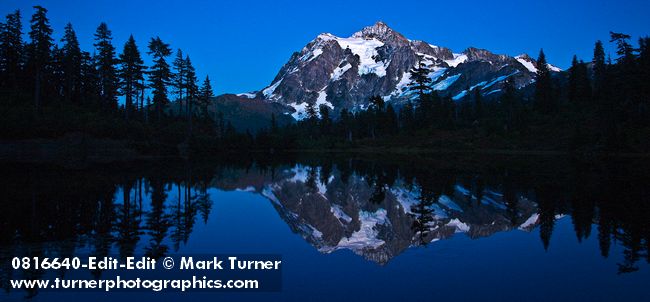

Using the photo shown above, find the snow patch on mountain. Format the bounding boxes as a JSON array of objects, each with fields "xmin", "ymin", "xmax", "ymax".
[
  {"xmin": 433, "ymin": 74, "xmax": 461, "ymax": 90},
  {"xmin": 446, "ymin": 218, "xmax": 470, "ymax": 233},
  {"xmin": 237, "ymin": 92, "xmax": 257, "ymax": 99},
  {"xmin": 547, "ymin": 64, "xmax": 562, "ymax": 72},
  {"xmin": 331, "ymin": 204, "xmax": 353, "ymax": 223},
  {"xmin": 482, "ymin": 71, "xmax": 520, "ymax": 90},
  {"xmin": 519, "ymin": 213, "xmax": 539, "ymax": 230},
  {"xmin": 438, "ymin": 195, "xmax": 464, "ymax": 212},
  {"xmin": 335, "ymin": 37, "xmax": 387, "ymax": 77},
  {"xmin": 515, "ymin": 55, "xmax": 538, "ymax": 73},
  {"xmin": 336, "ymin": 209, "xmax": 388, "ymax": 250},
  {"xmin": 316, "ymin": 90, "xmax": 334, "ymax": 110},
  {"xmin": 290, "ymin": 102, "xmax": 308, "ymax": 120},
  {"xmin": 263, "ymin": 78, "xmax": 282, "ymax": 99},
  {"xmin": 445, "ymin": 53, "xmax": 468, "ymax": 67},
  {"xmin": 331, "ymin": 62, "xmax": 352, "ymax": 81}
]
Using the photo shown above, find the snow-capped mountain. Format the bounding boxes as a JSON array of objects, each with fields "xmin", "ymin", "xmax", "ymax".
[{"xmin": 237, "ymin": 21, "xmax": 561, "ymax": 120}]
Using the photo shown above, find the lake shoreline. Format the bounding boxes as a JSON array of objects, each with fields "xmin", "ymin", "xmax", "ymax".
[{"xmin": 2, "ymin": 137, "xmax": 650, "ymax": 167}]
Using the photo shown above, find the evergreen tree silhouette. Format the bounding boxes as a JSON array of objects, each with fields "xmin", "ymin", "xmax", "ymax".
[
  {"xmin": 93, "ymin": 22, "xmax": 118, "ymax": 112},
  {"xmin": 118, "ymin": 35, "xmax": 145, "ymax": 120},
  {"xmin": 0, "ymin": 10, "xmax": 24, "ymax": 92},
  {"xmin": 534, "ymin": 49, "xmax": 555, "ymax": 114},
  {"xmin": 27, "ymin": 6, "xmax": 53, "ymax": 118},
  {"xmin": 147, "ymin": 37, "xmax": 173, "ymax": 123}
]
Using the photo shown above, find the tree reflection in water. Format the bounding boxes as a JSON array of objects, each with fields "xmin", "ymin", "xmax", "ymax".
[{"xmin": 0, "ymin": 155, "xmax": 649, "ymax": 297}]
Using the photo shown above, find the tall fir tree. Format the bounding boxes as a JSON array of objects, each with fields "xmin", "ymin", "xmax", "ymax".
[
  {"xmin": 80, "ymin": 51, "xmax": 100, "ymax": 107},
  {"xmin": 533, "ymin": 49, "xmax": 555, "ymax": 114},
  {"xmin": 93, "ymin": 22, "xmax": 118, "ymax": 112},
  {"xmin": 0, "ymin": 10, "xmax": 23, "ymax": 91},
  {"xmin": 407, "ymin": 57, "xmax": 433, "ymax": 97},
  {"xmin": 568, "ymin": 55, "xmax": 580, "ymax": 104},
  {"xmin": 61, "ymin": 23, "xmax": 81, "ymax": 104},
  {"xmin": 407, "ymin": 56, "xmax": 433, "ymax": 123},
  {"xmin": 184, "ymin": 55, "xmax": 198, "ymax": 136},
  {"xmin": 610, "ymin": 32, "xmax": 635, "ymax": 65},
  {"xmin": 339, "ymin": 108, "xmax": 353, "ymax": 141},
  {"xmin": 172, "ymin": 49, "xmax": 186, "ymax": 113},
  {"xmin": 118, "ymin": 35, "xmax": 145, "ymax": 120},
  {"xmin": 592, "ymin": 40, "xmax": 606, "ymax": 96},
  {"xmin": 385, "ymin": 104, "xmax": 398, "ymax": 135},
  {"xmin": 319, "ymin": 105, "xmax": 331, "ymax": 135},
  {"xmin": 147, "ymin": 37, "xmax": 172, "ymax": 123},
  {"xmin": 198, "ymin": 75, "xmax": 213, "ymax": 118},
  {"xmin": 27, "ymin": 6, "xmax": 53, "ymax": 116}
]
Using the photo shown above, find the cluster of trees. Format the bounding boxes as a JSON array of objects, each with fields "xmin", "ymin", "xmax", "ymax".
[
  {"xmin": 259, "ymin": 32, "xmax": 650, "ymax": 152},
  {"xmin": 0, "ymin": 6, "xmax": 228, "ymax": 151}
]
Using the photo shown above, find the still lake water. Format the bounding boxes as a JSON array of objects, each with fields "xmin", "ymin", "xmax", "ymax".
[{"xmin": 1, "ymin": 154, "xmax": 649, "ymax": 301}]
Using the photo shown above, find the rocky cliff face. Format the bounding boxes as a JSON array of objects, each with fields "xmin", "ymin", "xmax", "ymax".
[{"xmin": 234, "ymin": 21, "xmax": 561, "ymax": 120}]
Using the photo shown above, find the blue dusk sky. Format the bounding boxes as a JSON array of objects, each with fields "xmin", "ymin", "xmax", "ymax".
[{"xmin": 1, "ymin": 0, "xmax": 648, "ymax": 95}]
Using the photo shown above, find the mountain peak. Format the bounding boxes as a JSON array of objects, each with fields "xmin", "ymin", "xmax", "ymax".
[{"xmin": 351, "ymin": 21, "xmax": 407, "ymax": 44}]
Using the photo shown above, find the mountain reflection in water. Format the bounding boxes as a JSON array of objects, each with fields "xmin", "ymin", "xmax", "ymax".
[{"xmin": 1, "ymin": 155, "xmax": 649, "ymax": 298}]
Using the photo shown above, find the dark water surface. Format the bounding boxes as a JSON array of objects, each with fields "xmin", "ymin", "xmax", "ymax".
[{"xmin": 1, "ymin": 154, "xmax": 649, "ymax": 301}]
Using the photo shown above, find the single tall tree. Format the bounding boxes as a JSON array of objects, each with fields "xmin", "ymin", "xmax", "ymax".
[
  {"xmin": 610, "ymin": 32, "xmax": 635, "ymax": 65},
  {"xmin": 184, "ymin": 55, "xmax": 198, "ymax": 136},
  {"xmin": 172, "ymin": 49, "xmax": 186, "ymax": 114},
  {"xmin": 147, "ymin": 37, "xmax": 173, "ymax": 123},
  {"xmin": 118, "ymin": 35, "xmax": 145, "ymax": 120},
  {"xmin": 60, "ymin": 23, "xmax": 81, "ymax": 104},
  {"xmin": 80, "ymin": 51, "xmax": 100, "ymax": 107},
  {"xmin": 94, "ymin": 22, "xmax": 118, "ymax": 112},
  {"xmin": 533, "ymin": 49, "xmax": 555, "ymax": 114},
  {"xmin": 407, "ymin": 57, "xmax": 433, "ymax": 98},
  {"xmin": 0, "ymin": 10, "xmax": 23, "ymax": 91},
  {"xmin": 592, "ymin": 40, "xmax": 606, "ymax": 96},
  {"xmin": 198, "ymin": 75, "xmax": 213, "ymax": 118},
  {"xmin": 27, "ymin": 6, "xmax": 53, "ymax": 117}
]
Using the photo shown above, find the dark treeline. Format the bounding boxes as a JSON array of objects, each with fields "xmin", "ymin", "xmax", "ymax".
[
  {"xmin": 0, "ymin": 6, "xmax": 254, "ymax": 155},
  {"xmin": 256, "ymin": 33, "xmax": 650, "ymax": 153}
]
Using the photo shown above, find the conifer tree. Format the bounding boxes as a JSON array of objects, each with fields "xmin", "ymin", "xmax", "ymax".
[
  {"xmin": 80, "ymin": 51, "xmax": 100, "ymax": 107},
  {"xmin": 184, "ymin": 55, "xmax": 198, "ymax": 136},
  {"xmin": 27, "ymin": 6, "xmax": 53, "ymax": 117},
  {"xmin": 198, "ymin": 75, "xmax": 213, "ymax": 118},
  {"xmin": 568, "ymin": 55, "xmax": 579, "ymax": 104},
  {"xmin": 385, "ymin": 104, "xmax": 398, "ymax": 135},
  {"xmin": 339, "ymin": 108, "xmax": 353, "ymax": 141},
  {"xmin": 172, "ymin": 49, "xmax": 186, "ymax": 113},
  {"xmin": 118, "ymin": 35, "xmax": 145, "ymax": 120},
  {"xmin": 305, "ymin": 102, "xmax": 317, "ymax": 121},
  {"xmin": 0, "ymin": 10, "xmax": 23, "ymax": 91},
  {"xmin": 407, "ymin": 57, "xmax": 433, "ymax": 122},
  {"xmin": 94, "ymin": 22, "xmax": 118, "ymax": 112},
  {"xmin": 407, "ymin": 57, "xmax": 433, "ymax": 97},
  {"xmin": 319, "ymin": 105, "xmax": 331, "ymax": 135},
  {"xmin": 147, "ymin": 37, "xmax": 172, "ymax": 123},
  {"xmin": 534, "ymin": 49, "xmax": 555, "ymax": 114},
  {"xmin": 610, "ymin": 32, "xmax": 635, "ymax": 65},
  {"xmin": 61, "ymin": 23, "xmax": 81, "ymax": 104},
  {"xmin": 399, "ymin": 101, "xmax": 415, "ymax": 132},
  {"xmin": 592, "ymin": 40, "xmax": 606, "ymax": 95}
]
